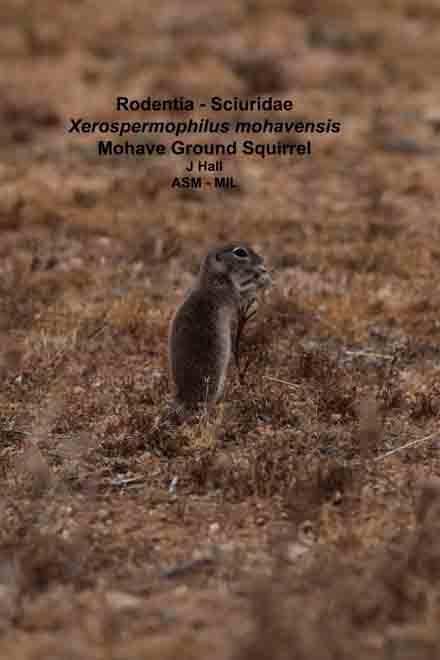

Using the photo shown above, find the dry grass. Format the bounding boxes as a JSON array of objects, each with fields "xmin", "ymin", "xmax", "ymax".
[{"xmin": 1, "ymin": 0, "xmax": 440, "ymax": 658}]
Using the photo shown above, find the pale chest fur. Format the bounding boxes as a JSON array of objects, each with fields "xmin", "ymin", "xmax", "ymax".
[{"xmin": 213, "ymin": 304, "xmax": 235, "ymax": 400}]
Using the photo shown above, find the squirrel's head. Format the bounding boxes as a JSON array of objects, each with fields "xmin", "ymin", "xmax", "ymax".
[{"xmin": 201, "ymin": 244, "xmax": 272, "ymax": 295}]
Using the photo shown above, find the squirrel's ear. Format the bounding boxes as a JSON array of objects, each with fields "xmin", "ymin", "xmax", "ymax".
[{"xmin": 210, "ymin": 250, "xmax": 227, "ymax": 275}]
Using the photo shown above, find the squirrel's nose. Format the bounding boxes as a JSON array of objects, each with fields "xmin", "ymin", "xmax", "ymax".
[{"xmin": 256, "ymin": 265, "xmax": 272, "ymax": 287}]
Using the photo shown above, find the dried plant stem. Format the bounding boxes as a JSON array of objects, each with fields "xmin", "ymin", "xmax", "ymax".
[
  {"xmin": 264, "ymin": 376, "xmax": 301, "ymax": 389},
  {"xmin": 374, "ymin": 432, "xmax": 438, "ymax": 461},
  {"xmin": 343, "ymin": 349, "xmax": 393, "ymax": 360}
]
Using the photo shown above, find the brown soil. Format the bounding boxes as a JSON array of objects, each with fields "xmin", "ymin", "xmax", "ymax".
[{"xmin": 2, "ymin": 1, "xmax": 440, "ymax": 658}]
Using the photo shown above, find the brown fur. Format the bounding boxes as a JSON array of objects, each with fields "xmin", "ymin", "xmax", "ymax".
[{"xmin": 168, "ymin": 244, "xmax": 270, "ymax": 413}]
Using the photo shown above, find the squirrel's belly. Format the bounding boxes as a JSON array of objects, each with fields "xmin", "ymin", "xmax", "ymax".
[{"xmin": 212, "ymin": 322, "xmax": 231, "ymax": 401}]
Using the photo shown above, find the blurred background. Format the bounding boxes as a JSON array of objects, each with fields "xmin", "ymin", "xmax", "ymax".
[
  {"xmin": 1, "ymin": 0, "xmax": 439, "ymax": 260},
  {"xmin": 2, "ymin": 2, "xmax": 440, "ymax": 659}
]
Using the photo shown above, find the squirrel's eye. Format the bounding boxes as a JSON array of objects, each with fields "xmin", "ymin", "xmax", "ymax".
[{"xmin": 232, "ymin": 247, "xmax": 248, "ymax": 258}]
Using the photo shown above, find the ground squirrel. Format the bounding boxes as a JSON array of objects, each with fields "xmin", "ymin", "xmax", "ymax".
[{"xmin": 169, "ymin": 244, "xmax": 271, "ymax": 415}]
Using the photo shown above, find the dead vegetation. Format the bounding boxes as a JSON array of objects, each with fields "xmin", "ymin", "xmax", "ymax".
[{"xmin": 1, "ymin": 0, "xmax": 440, "ymax": 658}]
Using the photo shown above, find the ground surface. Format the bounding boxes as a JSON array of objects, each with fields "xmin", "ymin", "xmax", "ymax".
[{"xmin": 2, "ymin": 1, "xmax": 440, "ymax": 658}]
